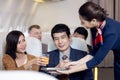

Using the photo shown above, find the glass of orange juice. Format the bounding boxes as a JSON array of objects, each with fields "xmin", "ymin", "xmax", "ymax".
[{"xmin": 41, "ymin": 53, "xmax": 49, "ymax": 65}]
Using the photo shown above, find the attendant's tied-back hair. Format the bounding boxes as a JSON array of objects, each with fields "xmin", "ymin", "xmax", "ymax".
[{"xmin": 79, "ymin": 2, "xmax": 108, "ymax": 22}]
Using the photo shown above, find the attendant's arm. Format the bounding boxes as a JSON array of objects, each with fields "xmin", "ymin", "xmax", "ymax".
[
  {"xmin": 56, "ymin": 55, "xmax": 93, "ymax": 74},
  {"xmin": 65, "ymin": 55, "xmax": 93, "ymax": 72},
  {"xmin": 57, "ymin": 62, "xmax": 87, "ymax": 74},
  {"xmin": 64, "ymin": 55, "xmax": 93, "ymax": 69},
  {"xmin": 87, "ymin": 32, "xmax": 117, "ymax": 69},
  {"xmin": 77, "ymin": 55, "xmax": 93, "ymax": 65},
  {"xmin": 68, "ymin": 31, "xmax": 117, "ymax": 72}
]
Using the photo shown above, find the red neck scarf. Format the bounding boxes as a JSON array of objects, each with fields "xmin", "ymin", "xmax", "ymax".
[{"xmin": 94, "ymin": 22, "xmax": 103, "ymax": 46}]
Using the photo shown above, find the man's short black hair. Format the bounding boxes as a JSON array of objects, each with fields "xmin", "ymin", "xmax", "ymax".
[
  {"xmin": 74, "ymin": 27, "xmax": 88, "ymax": 39},
  {"xmin": 51, "ymin": 24, "xmax": 70, "ymax": 40}
]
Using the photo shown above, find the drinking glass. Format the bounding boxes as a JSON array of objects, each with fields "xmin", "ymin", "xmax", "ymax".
[{"xmin": 41, "ymin": 53, "xmax": 49, "ymax": 65}]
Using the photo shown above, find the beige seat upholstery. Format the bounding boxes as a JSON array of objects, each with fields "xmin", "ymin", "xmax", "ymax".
[
  {"xmin": 0, "ymin": 32, "xmax": 8, "ymax": 70},
  {"xmin": 97, "ymin": 50, "xmax": 114, "ymax": 67},
  {"xmin": 70, "ymin": 37, "xmax": 88, "ymax": 51},
  {"xmin": 25, "ymin": 37, "xmax": 42, "ymax": 57}
]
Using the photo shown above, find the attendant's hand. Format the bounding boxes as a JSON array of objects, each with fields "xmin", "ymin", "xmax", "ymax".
[
  {"xmin": 56, "ymin": 64, "xmax": 79, "ymax": 75},
  {"xmin": 56, "ymin": 61, "xmax": 81, "ymax": 75},
  {"xmin": 57, "ymin": 69, "xmax": 70, "ymax": 75},
  {"xmin": 57, "ymin": 62, "xmax": 88, "ymax": 75},
  {"xmin": 56, "ymin": 60, "xmax": 69, "ymax": 68},
  {"xmin": 63, "ymin": 61, "xmax": 79, "ymax": 69}
]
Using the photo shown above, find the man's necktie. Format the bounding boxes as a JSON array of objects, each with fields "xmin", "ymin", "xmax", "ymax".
[
  {"xmin": 59, "ymin": 55, "xmax": 69, "ymax": 80},
  {"xmin": 94, "ymin": 22, "xmax": 103, "ymax": 46},
  {"xmin": 62, "ymin": 55, "xmax": 68, "ymax": 60}
]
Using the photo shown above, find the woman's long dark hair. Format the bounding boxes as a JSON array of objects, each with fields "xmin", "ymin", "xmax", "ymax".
[
  {"xmin": 79, "ymin": 2, "xmax": 108, "ymax": 22},
  {"xmin": 5, "ymin": 30, "xmax": 26, "ymax": 60}
]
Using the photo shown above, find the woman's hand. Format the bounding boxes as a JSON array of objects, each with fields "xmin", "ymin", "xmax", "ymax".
[
  {"xmin": 31, "ymin": 57, "xmax": 49, "ymax": 66},
  {"xmin": 24, "ymin": 57, "xmax": 47, "ymax": 70},
  {"xmin": 32, "ymin": 57, "xmax": 41, "ymax": 65}
]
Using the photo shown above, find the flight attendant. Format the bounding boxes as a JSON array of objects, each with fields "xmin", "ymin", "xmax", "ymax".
[{"xmin": 57, "ymin": 2, "xmax": 120, "ymax": 80}]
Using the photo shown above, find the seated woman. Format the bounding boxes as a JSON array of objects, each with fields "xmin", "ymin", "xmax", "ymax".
[{"xmin": 2, "ymin": 30, "xmax": 45, "ymax": 71}]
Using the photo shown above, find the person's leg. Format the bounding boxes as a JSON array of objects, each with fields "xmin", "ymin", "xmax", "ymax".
[{"xmin": 114, "ymin": 50, "xmax": 120, "ymax": 80}]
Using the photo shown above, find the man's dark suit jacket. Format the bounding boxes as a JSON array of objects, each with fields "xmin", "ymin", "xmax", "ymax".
[{"xmin": 40, "ymin": 48, "xmax": 93, "ymax": 80}]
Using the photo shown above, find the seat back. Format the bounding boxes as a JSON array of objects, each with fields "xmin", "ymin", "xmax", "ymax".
[
  {"xmin": 0, "ymin": 32, "xmax": 8, "ymax": 70},
  {"xmin": 70, "ymin": 37, "xmax": 88, "ymax": 51},
  {"xmin": 25, "ymin": 37, "xmax": 42, "ymax": 57},
  {"xmin": 48, "ymin": 37, "xmax": 88, "ymax": 52}
]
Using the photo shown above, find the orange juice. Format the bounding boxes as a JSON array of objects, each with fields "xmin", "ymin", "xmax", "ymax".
[
  {"xmin": 43, "ymin": 57, "xmax": 49, "ymax": 65},
  {"xmin": 42, "ymin": 53, "xmax": 49, "ymax": 65}
]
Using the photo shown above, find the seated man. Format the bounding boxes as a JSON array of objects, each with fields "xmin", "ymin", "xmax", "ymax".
[
  {"xmin": 73, "ymin": 27, "xmax": 92, "ymax": 52},
  {"xmin": 40, "ymin": 24, "xmax": 93, "ymax": 80},
  {"xmin": 28, "ymin": 25, "xmax": 48, "ymax": 54}
]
